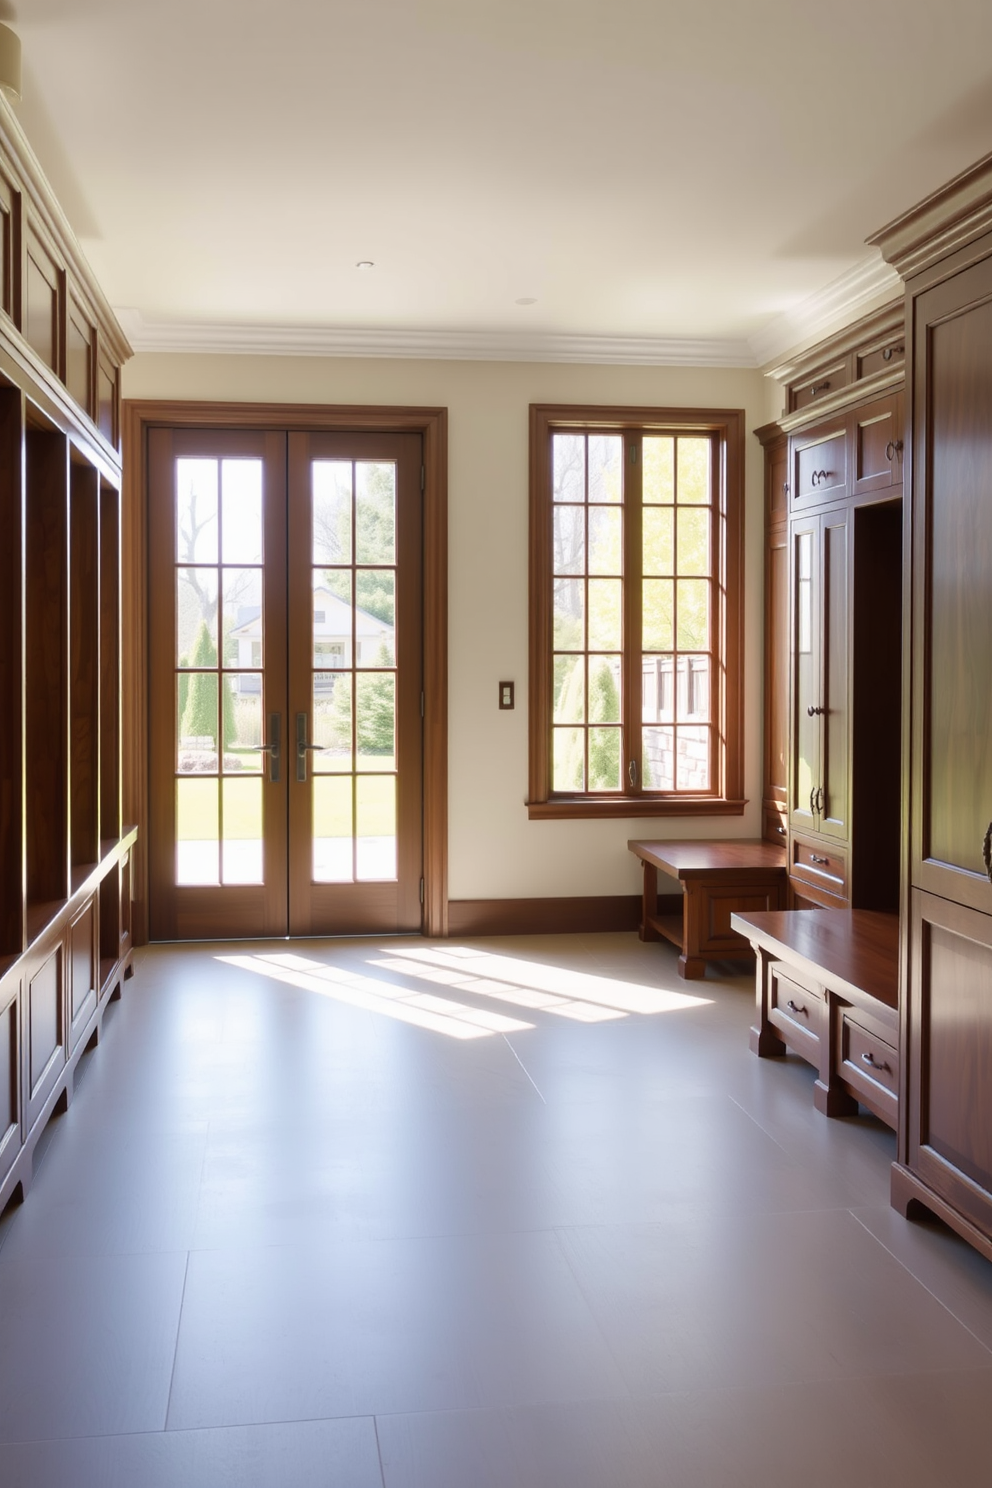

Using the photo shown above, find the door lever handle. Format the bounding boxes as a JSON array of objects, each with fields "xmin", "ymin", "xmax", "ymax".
[
  {"xmin": 296, "ymin": 712, "xmax": 326, "ymax": 782},
  {"xmin": 249, "ymin": 712, "xmax": 281, "ymax": 782}
]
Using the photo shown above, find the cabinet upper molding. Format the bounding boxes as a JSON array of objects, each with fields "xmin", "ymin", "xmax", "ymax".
[{"xmin": 868, "ymin": 149, "xmax": 992, "ymax": 280}]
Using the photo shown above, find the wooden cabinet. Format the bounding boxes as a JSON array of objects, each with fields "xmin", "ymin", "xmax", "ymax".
[
  {"xmin": 756, "ymin": 426, "xmax": 788, "ymax": 843},
  {"xmin": 0, "ymin": 92, "xmax": 133, "ymax": 1217},
  {"xmin": 870, "ymin": 158, "xmax": 992, "ymax": 1263}
]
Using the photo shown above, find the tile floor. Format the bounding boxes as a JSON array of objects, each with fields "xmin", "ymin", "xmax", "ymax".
[{"xmin": 1, "ymin": 932, "xmax": 992, "ymax": 1486}]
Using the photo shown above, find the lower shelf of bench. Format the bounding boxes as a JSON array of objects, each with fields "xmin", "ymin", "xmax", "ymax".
[{"xmin": 732, "ymin": 908, "xmax": 899, "ymax": 1130}]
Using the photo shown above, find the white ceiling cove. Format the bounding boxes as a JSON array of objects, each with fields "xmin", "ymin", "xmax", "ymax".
[{"xmin": 7, "ymin": 0, "xmax": 992, "ymax": 363}]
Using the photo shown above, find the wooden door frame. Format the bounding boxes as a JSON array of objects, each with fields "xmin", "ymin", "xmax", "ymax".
[{"xmin": 122, "ymin": 399, "xmax": 448, "ymax": 943}]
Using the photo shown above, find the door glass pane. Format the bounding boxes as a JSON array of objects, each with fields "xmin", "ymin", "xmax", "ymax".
[
  {"xmin": 221, "ymin": 460, "xmax": 263, "ymax": 563},
  {"xmin": 177, "ymin": 569, "xmax": 218, "ymax": 665},
  {"xmin": 355, "ymin": 462, "xmax": 396, "ymax": 564},
  {"xmin": 222, "ymin": 777, "xmax": 263, "ymax": 883},
  {"xmin": 356, "ymin": 673, "xmax": 395, "ymax": 770},
  {"xmin": 553, "ymin": 434, "xmax": 585, "ymax": 502},
  {"xmin": 313, "ymin": 461, "xmax": 352, "ymax": 564},
  {"xmin": 176, "ymin": 459, "xmax": 218, "ymax": 563},
  {"xmin": 314, "ymin": 569, "xmax": 352, "ymax": 666},
  {"xmin": 222, "ymin": 568, "xmax": 262, "ymax": 666},
  {"xmin": 642, "ymin": 726, "xmax": 674, "ymax": 789},
  {"xmin": 643, "ymin": 437, "xmax": 674, "ymax": 503},
  {"xmin": 314, "ymin": 673, "xmax": 352, "ymax": 771},
  {"xmin": 356, "ymin": 776, "xmax": 396, "ymax": 881},
  {"xmin": 177, "ymin": 778, "xmax": 219, "ymax": 884},
  {"xmin": 355, "ymin": 570, "xmax": 395, "ymax": 666},
  {"xmin": 313, "ymin": 776, "xmax": 353, "ymax": 882},
  {"xmin": 223, "ymin": 674, "xmax": 262, "ymax": 770},
  {"xmin": 177, "ymin": 672, "xmax": 218, "ymax": 765}
]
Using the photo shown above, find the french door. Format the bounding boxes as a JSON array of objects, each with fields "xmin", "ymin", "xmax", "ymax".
[{"xmin": 147, "ymin": 426, "xmax": 423, "ymax": 939}]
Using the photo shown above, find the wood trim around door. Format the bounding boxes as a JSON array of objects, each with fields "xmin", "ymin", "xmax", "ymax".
[{"xmin": 122, "ymin": 399, "xmax": 448, "ymax": 942}]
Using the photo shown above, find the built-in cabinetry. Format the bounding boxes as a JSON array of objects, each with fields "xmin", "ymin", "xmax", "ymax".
[
  {"xmin": 870, "ymin": 151, "xmax": 992, "ymax": 1264},
  {"xmin": 0, "ymin": 95, "xmax": 132, "ymax": 1214}
]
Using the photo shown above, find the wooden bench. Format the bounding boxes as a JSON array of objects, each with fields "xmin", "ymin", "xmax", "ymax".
[
  {"xmin": 628, "ymin": 839, "xmax": 788, "ymax": 979},
  {"xmin": 731, "ymin": 907, "xmax": 899, "ymax": 1128}
]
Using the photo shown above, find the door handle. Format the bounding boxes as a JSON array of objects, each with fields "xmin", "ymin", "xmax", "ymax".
[
  {"xmin": 815, "ymin": 786, "xmax": 824, "ymax": 816},
  {"xmin": 250, "ymin": 712, "xmax": 281, "ymax": 783},
  {"xmin": 296, "ymin": 712, "xmax": 326, "ymax": 782}
]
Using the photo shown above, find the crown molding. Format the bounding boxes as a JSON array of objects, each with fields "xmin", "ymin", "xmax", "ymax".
[
  {"xmin": 113, "ymin": 308, "xmax": 757, "ymax": 368},
  {"xmin": 748, "ymin": 252, "xmax": 902, "ymax": 372},
  {"xmin": 868, "ymin": 148, "xmax": 992, "ymax": 279}
]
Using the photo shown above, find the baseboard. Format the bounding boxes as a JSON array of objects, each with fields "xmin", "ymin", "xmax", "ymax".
[{"xmin": 446, "ymin": 894, "xmax": 682, "ymax": 937}]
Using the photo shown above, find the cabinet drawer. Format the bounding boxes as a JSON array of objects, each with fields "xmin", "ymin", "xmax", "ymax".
[
  {"xmin": 856, "ymin": 337, "xmax": 905, "ymax": 380},
  {"xmin": 763, "ymin": 804, "xmax": 788, "ymax": 844},
  {"xmin": 793, "ymin": 429, "xmax": 847, "ymax": 506},
  {"xmin": 790, "ymin": 360, "xmax": 851, "ymax": 412},
  {"xmin": 769, "ymin": 964, "xmax": 821, "ymax": 1059},
  {"xmin": 791, "ymin": 837, "xmax": 848, "ymax": 897},
  {"xmin": 838, "ymin": 1013, "xmax": 898, "ymax": 1126}
]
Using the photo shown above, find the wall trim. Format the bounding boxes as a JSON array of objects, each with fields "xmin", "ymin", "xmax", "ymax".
[
  {"xmin": 114, "ymin": 308, "xmax": 755, "ymax": 369},
  {"xmin": 121, "ymin": 398, "xmax": 448, "ymax": 941},
  {"xmin": 748, "ymin": 252, "xmax": 903, "ymax": 371},
  {"xmin": 446, "ymin": 894, "xmax": 682, "ymax": 938}
]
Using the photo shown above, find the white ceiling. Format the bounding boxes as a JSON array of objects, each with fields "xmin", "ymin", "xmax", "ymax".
[{"xmin": 7, "ymin": 0, "xmax": 992, "ymax": 362}]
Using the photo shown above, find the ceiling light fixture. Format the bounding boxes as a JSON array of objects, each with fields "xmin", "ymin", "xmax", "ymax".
[
  {"xmin": 0, "ymin": 25, "xmax": 21, "ymax": 103},
  {"xmin": 355, "ymin": 260, "xmax": 375, "ymax": 270},
  {"xmin": 515, "ymin": 297, "xmax": 537, "ymax": 306}
]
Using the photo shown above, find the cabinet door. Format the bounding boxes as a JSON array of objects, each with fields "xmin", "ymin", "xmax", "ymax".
[
  {"xmin": 906, "ymin": 890, "xmax": 992, "ymax": 1233},
  {"xmin": 851, "ymin": 392, "xmax": 904, "ymax": 497},
  {"xmin": 819, "ymin": 509, "xmax": 850, "ymax": 841},
  {"xmin": 912, "ymin": 258, "xmax": 992, "ymax": 914},
  {"xmin": 789, "ymin": 517, "xmax": 819, "ymax": 832}
]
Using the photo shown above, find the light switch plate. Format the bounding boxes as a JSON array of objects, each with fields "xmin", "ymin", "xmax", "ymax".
[{"xmin": 499, "ymin": 680, "xmax": 514, "ymax": 710}]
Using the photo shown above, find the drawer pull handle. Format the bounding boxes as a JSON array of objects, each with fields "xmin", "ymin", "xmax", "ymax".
[
  {"xmin": 786, "ymin": 999, "xmax": 807, "ymax": 1015},
  {"xmin": 810, "ymin": 469, "xmax": 832, "ymax": 487},
  {"xmin": 885, "ymin": 439, "xmax": 904, "ymax": 461},
  {"xmin": 810, "ymin": 854, "xmax": 829, "ymax": 865},
  {"xmin": 809, "ymin": 381, "xmax": 830, "ymax": 397},
  {"xmin": 861, "ymin": 1051, "xmax": 890, "ymax": 1073},
  {"xmin": 983, "ymin": 822, "xmax": 992, "ymax": 884},
  {"xmin": 807, "ymin": 704, "xmax": 825, "ymax": 716},
  {"xmin": 777, "ymin": 825, "xmax": 786, "ymax": 836},
  {"xmin": 815, "ymin": 786, "xmax": 824, "ymax": 816},
  {"xmin": 881, "ymin": 345, "xmax": 904, "ymax": 362}
]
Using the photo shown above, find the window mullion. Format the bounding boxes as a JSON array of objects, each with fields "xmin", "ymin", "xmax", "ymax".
[{"xmin": 623, "ymin": 434, "xmax": 642, "ymax": 795}]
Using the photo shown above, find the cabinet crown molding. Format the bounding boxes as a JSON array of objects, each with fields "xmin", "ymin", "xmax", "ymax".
[{"xmin": 868, "ymin": 149, "xmax": 992, "ymax": 280}]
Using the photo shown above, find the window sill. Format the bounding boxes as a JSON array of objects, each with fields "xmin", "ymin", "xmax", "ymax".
[{"xmin": 526, "ymin": 796, "xmax": 748, "ymax": 821}]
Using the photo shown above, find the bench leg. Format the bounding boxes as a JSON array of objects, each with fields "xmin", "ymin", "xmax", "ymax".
[{"xmin": 639, "ymin": 862, "xmax": 659, "ymax": 941}]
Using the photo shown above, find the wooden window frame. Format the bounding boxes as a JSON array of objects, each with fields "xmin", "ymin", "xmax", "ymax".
[{"xmin": 528, "ymin": 403, "xmax": 745, "ymax": 820}]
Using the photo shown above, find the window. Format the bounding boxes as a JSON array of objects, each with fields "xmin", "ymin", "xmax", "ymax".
[{"xmin": 528, "ymin": 404, "xmax": 744, "ymax": 818}]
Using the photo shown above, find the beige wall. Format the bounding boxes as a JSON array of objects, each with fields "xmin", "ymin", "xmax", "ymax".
[{"xmin": 124, "ymin": 352, "xmax": 769, "ymax": 901}]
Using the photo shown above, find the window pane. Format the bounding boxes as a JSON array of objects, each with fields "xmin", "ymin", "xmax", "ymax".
[
  {"xmin": 356, "ymin": 672, "xmax": 395, "ymax": 769},
  {"xmin": 588, "ymin": 507, "xmax": 621, "ymax": 575},
  {"xmin": 313, "ymin": 673, "xmax": 352, "ymax": 771},
  {"xmin": 222, "ymin": 675, "xmax": 262, "ymax": 770},
  {"xmin": 553, "ymin": 433, "xmax": 585, "ymax": 502},
  {"xmin": 676, "ymin": 579, "xmax": 709, "ymax": 650},
  {"xmin": 356, "ymin": 461, "xmax": 396, "ymax": 564},
  {"xmin": 677, "ymin": 656, "xmax": 710, "ymax": 722},
  {"xmin": 356, "ymin": 570, "xmax": 395, "ymax": 666},
  {"xmin": 643, "ymin": 579, "xmax": 674, "ymax": 652},
  {"xmin": 643, "ymin": 437, "xmax": 674, "ymax": 504},
  {"xmin": 553, "ymin": 506, "xmax": 585, "ymax": 575},
  {"xmin": 222, "ymin": 777, "xmax": 263, "ymax": 884},
  {"xmin": 588, "ymin": 728, "xmax": 621, "ymax": 790},
  {"xmin": 588, "ymin": 578, "xmax": 622, "ymax": 651},
  {"xmin": 356, "ymin": 776, "xmax": 396, "ymax": 881},
  {"xmin": 553, "ymin": 727, "xmax": 584, "ymax": 790},
  {"xmin": 554, "ymin": 577, "xmax": 584, "ymax": 651},
  {"xmin": 588, "ymin": 656, "xmax": 621, "ymax": 723},
  {"xmin": 222, "ymin": 567, "xmax": 262, "ymax": 666},
  {"xmin": 313, "ymin": 776, "xmax": 353, "ymax": 882},
  {"xmin": 176, "ymin": 459, "xmax": 218, "ymax": 563},
  {"xmin": 177, "ymin": 569, "xmax": 218, "ymax": 666},
  {"xmin": 642, "ymin": 508, "xmax": 673, "ymax": 576},
  {"xmin": 177, "ymin": 777, "xmax": 219, "ymax": 884},
  {"xmin": 642, "ymin": 655, "xmax": 674, "ymax": 724},
  {"xmin": 313, "ymin": 461, "xmax": 352, "ymax": 564},
  {"xmin": 221, "ymin": 459, "xmax": 263, "ymax": 564},
  {"xmin": 554, "ymin": 655, "xmax": 584, "ymax": 723},
  {"xmin": 177, "ymin": 671, "xmax": 218, "ymax": 765},
  {"xmin": 642, "ymin": 727, "xmax": 674, "ymax": 790},
  {"xmin": 677, "ymin": 438, "xmax": 710, "ymax": 504},
  {"xmin": 588, "ymin": 435, "xmax": 622, "ymax": 503},
  {"xmin": 677, "ymin": 725, "xmax": 711, "ymax": 790},
  {"xmin": 676, "ymin": 508, "xmax": 709, "ymax": 575}
]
